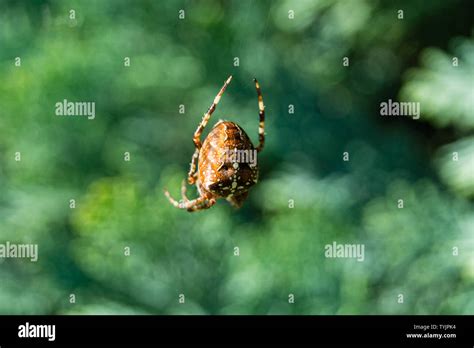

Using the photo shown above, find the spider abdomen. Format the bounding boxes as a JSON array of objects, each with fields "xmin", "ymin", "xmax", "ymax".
[{"xmin": 199, "ymin": 120, "xmax": 258, "ymax": 197}]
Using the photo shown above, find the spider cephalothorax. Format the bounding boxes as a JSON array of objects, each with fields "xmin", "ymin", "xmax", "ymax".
[{"xmin": 165, "ymin": 75, "xmax": 265, "ymax": 212}]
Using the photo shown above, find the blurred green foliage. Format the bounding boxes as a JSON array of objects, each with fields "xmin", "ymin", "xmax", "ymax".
[{"xmin": 0, "ymin": 0, "xmax": 473, "ymax": 314}]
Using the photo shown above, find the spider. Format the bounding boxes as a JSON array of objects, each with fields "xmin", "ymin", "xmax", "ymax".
[{"xmin": 164, "ymin": 75, "xmax": 265, "ymax": 212}]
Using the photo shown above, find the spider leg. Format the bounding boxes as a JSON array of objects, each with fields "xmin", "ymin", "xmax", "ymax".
[
  {"xmin": 187, "ymin": 197, "xmax": 216, "ymax": 212},
  {"xmin": 254, "ymin": 78, "xmax": 265, "ymax": 153},
  {"xmin": 164, "ymin": 189, "xmax": 186, "ymax": 209},
  {"xmin": 164, "ymin": 189, "xmax": 208, "ymax": 210},
  {"xmin": 187, "ymin": 148, "xmax": 199, "ymax": 184},
  {"xmin": 192, "ymin": 75, "xmax": 233, "ymax": 150},
  {"xmin": 180, "ymin": 179, "xmax": 190, "ymax": 202}
]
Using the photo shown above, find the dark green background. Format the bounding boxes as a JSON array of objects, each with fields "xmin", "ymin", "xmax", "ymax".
[{"xmin": 0, "ymin": 0, "xmax": 473, "ymax": 314}]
